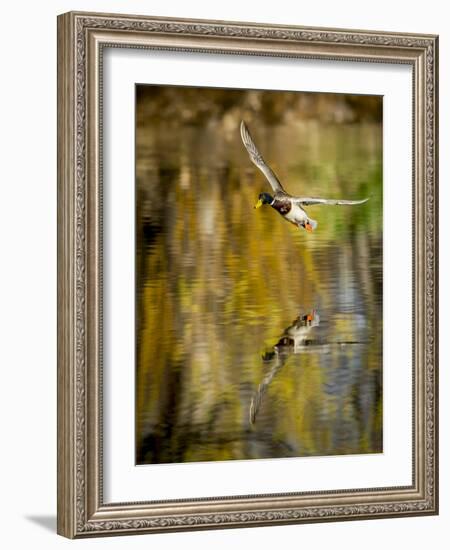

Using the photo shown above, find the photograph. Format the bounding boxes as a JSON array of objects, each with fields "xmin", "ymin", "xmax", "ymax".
[
  {"xmin": 135, "ymin": 85, "xmax": 383, "ymax": 465},
  {"xmin": 55, "ymin": 10, "xmax": 438, "ymax": 538},
  {"xmin": 0, "ymin": 0, "xmax": 443, "ymax": 543}
]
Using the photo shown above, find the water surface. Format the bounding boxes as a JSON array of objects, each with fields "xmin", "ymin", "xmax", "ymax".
[{"xmin": 135, "ymin": 90, "xmax": 382, "ymax": 465}]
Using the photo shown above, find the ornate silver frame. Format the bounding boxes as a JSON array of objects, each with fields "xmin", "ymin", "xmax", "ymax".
[{"xmin": 57, "ymin": 11, "xmax": 439, "ymax": 538}]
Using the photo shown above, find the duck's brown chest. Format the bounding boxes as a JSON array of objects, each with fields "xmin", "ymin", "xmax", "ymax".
[{"xmin": 271, "ymin": 198, "xmax": 292, "ymax": 216}]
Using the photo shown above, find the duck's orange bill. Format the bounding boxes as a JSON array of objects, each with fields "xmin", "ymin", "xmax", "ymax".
[{"xmin": 305, "ymin": 222, "xmax": 314, "ymax": 233}]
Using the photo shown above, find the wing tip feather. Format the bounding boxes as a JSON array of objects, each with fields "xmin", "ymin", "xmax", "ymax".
[{"xmin": 240, "ymin": 120, "xmax": 251, "ymax": 145}]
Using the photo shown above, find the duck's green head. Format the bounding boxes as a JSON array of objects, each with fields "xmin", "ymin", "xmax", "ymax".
[{"xmin": 254, "ymin": 192, "xmax": 274, "ymax": 209}]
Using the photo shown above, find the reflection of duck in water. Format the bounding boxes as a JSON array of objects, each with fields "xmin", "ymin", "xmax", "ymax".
[
  {"xmin": 240, "ymin": 121, "xmax": 369, "ymax": 232},
  {"xmin": 249, "ymin": 310, "xmax": 320, "ymax": 424},
  {"xmin": 274, "ymin": 310, "xmax": 320, "ymax": 353}
]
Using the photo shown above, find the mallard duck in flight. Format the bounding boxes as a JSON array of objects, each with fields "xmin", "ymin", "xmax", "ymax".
[{"xmin": 240, "ymin": 121, "xmax": 369, "ymax": 232}]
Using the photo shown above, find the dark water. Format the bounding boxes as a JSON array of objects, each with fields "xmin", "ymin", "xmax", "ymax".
[{"xmin": 135, "ymin": 108, "xmax": 382, "ymax": 465}]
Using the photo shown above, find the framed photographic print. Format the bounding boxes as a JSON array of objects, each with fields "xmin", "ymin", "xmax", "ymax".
[{"xmin": 57, "ymin": 11, "xmax": 439, "ymax": 538}]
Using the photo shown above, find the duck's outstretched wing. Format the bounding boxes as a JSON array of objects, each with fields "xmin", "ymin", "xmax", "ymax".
[
  {"xmin": 240, "ymin": 121, "xmax": 286, "ymax": 194},
  {"xmin": 292, "ymin": 197, "xmax": 369, "ymax": 206},
  {"xmin": 249, "ymin": 353, "xmax": 288, "ymax": 425}
]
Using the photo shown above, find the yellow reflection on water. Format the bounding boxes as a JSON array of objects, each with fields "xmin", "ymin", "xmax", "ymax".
[{"xmin": 135, "ymin": 87, "xmax": 382, "ymax": 465}]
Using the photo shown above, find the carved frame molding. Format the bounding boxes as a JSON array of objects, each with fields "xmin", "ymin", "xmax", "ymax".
[{"xmin": 57, "ymin": 11, "xmax": 438, "ymax": 538}]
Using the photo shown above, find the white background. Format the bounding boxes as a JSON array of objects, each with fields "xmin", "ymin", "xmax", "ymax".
[{"xmin": 0, "ymin": 0, "xmax": 446, "ymax": 548}]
